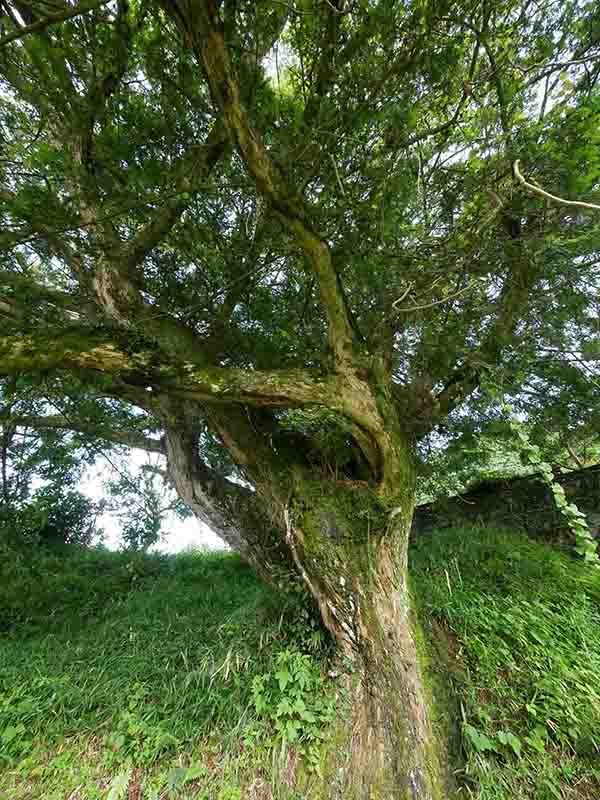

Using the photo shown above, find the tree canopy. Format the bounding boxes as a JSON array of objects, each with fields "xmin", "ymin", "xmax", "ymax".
[
  {"xmin": 1, "ymin": 2, "xmax": 600, "ymax": 794},
  {"xmin": 1, "ymin": 0, "xmax": 599, "ymax": 476}
]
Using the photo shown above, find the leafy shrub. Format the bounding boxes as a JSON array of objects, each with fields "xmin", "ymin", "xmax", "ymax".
[{"xmin": 246, "ymin": 648, "xmax": 336, "ymax": 770}]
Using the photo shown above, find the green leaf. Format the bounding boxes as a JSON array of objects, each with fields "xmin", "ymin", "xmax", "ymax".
[
  {"xmin": 464, "ymin": 724, "xmax": 495, "ymax": 752},
  {"xmin": 275, "ymin": 668, "xmax": 291, "ymax": 691},
  {"xmin": 497, "ymin": 730, "xmax": 522, "ymax": 757},
  {"xmin": 184, "ymin": 764, "xmax": 207, "ymax": 783},
  {"xmin": 285, "ymin": 719, "xmax": 300, "ymax": 742},
  {"xmin": 107, "ymin": 771, "xmax": 132, "ymax": 800},
  {"xmin": 293, "ymin": 697, "xmax": 306, "ymax": 714},
  {"xmin": 276, "ymin": 698, "xmax": 293, "ymax": 716}
]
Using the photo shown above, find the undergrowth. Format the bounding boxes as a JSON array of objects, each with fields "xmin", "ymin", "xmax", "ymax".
[
  {"xmin": 1, "ymin": 528, "xmax": 599, "ymax": 798},
  {"xmin": 411, "ymin": 526, "xmax": 600, "ymax": 799},
  {"xmin": 0, "ymin": 546, "xmax": 331, "ymax": 799}
]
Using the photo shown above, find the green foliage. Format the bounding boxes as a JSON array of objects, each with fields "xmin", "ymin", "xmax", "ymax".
[
  {"xmin": 0, "ymin": 378, "xmax": 104, "ymax": 547},
  {"xmin": 417, "ymin": 428, "xmax": 532, "ymax": 504},
  {"xmin": 412, "ymin": 526, "xmax": 600, "ymax": 799},
  {"xmin": 104, "ymin": 683, "xmax": 181, "ymax": 765},
  {"xmin": 106, "ymin": 468, "xmax": 186, "ymax": 552},
  {"xmin": 504, "ymin": 408, "xmax": 599, "ymax": 563},
  {"xmin": 0, "ymin": 485, "xmax": 101, "ymax": 548},
  {"xmin": 0, "ymin": 546, "xmax": 332, "ymax": 798},
  {"xmin": 2, "ymin": 534, "xmax": 599, "ymax": 797},
  {"xmin": 1, "ymin": 0, "xmax": 599, "ymax": 481},
  {"xmin": 246, "ymin": 649, "xmax": 336, "ymax": 769}
]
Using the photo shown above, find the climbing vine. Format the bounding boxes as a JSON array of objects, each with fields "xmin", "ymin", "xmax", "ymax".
[{"xmin": 503, "ymin": 407, "xmax": 599, "ymax": 564}]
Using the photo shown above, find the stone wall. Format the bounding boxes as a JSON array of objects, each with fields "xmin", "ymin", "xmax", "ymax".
[{"xmin": 413, "ymin": 464, "xmax": 600, "ymax": 541}]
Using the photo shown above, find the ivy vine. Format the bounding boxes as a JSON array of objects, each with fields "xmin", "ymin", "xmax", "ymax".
[{"xmin": 503, "ymin": 406, "xmax": 599, "ymax": 565}]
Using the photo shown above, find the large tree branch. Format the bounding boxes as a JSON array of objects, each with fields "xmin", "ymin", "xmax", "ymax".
[
  {"xmin": 163, "ymin": 412, "xmax": 294, "ymax": 580},
  {"xmin": 0, "ymin": 0, "xmax": 111, "ymax": 47},
  {"xmin": 161, "ymin": 0, "xmax": 356, "ymax": 370},
  {"xmin": 163, "ymin": 420, "xmax": 250, "ymax": 551},
  {"xmin": 513, "ymin": 160, "xmax": 600, "ymax": 212},
  {"xmin": 0, "ymin": 330, "xmax": 387, "ymax": 463},
  {"xmin": 75, "ymin": 0, "xmax": 134, "ymax": 182},
  {"xmin": 433, "ymin": 245, "xmax": 537, "ymax": 421},
  {"xmin": 302, "ymin": 0, "xmax": 343, "ymax": 124},
  {"xmin": 0, "ymin": 267, "xmax": 216, "ymax": 372},
  {"xmin": 0, "ymin": 270, "xmax": 85, "ymax": 313},
  {"xmin": 0, "ymin": 331, "xmax": 345, "ymax": 409},
  {"xmin": 8, "ymin": 413, "xmax": 165, "ymax": 453}
]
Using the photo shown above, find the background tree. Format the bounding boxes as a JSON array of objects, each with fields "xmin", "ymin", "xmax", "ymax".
[
  {"xmin": 1, "ymin": 0, "xmax": 599, "ymax": 796},
  {"xmin": 0, "ymin": 378, "xmax": 104, "ymax": 545},
  {"xmin": 0, "ymin": 375, "xmax": 182, "ymax": 549}
]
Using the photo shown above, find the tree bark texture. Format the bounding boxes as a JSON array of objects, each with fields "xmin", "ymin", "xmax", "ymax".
[
  {"xmin": 285, "ymin": 469, "xmax": 445, "ymax": 799},
  {"xmin": 2, "ymin": 341, "xmax": 448, "ymax": 796},
  {"xmin": 162, "ymin": 395, "xmax": 447, "ymax": 798}
]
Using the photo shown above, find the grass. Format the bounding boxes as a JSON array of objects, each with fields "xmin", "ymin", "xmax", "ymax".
[
  {"xmin": 411, "ymin": 527, "xmax": 600, "ymax": 799},
  {"xmin": 0, "ymin": 528, "xmax": 599, "ymax": 798},
  {"xmin": 0, "ymin": 546, "xmax": 328, "ymax": 799}
]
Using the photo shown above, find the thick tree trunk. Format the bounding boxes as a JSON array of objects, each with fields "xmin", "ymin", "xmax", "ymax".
[
  {"xmin": 286, "ymin": 478, "xmax": 446, "ymax": 798},
  {"xmin": 161, "ymin": 395, "xmax": 447, "ymax": 797}
]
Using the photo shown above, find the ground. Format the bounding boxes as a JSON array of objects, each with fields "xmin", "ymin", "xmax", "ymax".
[{"xmin": 1, "ymin": 528, "xmax": 599, "ymax": 799}]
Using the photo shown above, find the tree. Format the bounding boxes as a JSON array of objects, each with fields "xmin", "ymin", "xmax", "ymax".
[
  {"xmin": 0, "ymin": 377, "xmax": 104, "ymax": 545},
  {"xmin": 1, "ymin": 0, "xmax": 600, "ymax": 795}
]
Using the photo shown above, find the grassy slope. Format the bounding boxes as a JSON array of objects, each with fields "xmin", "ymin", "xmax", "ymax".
[
  {"xmin": 412, "ymin": 528, "xmax": 600, "ymax": 800},
  {"xmin": 1, "ymin": 529, "xmax": 599, "ymax": 799}
]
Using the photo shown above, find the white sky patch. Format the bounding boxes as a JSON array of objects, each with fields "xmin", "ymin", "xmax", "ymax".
[{"xmin": 81, "ymin": 451, "xmax": 226, "ymax": 553}]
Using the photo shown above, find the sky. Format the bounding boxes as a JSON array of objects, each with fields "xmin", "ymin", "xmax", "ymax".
[{"xmin": 80, "ymin": 450, "xmax": 226, "ymax": 553}]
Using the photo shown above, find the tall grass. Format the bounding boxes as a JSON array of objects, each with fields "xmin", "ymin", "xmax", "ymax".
[
  {"xmin": 412, "ymin": 527, "xmax": 600, "ymax": 799},
  {"xmin": 1, "ymin": 528, "xmax": 599, "ymax": 798},
  {"xmin": 1, "ymin": 547, "xmax": 320, "ymax": 799}
]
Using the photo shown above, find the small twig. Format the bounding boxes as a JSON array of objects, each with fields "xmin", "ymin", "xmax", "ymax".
[
  {"xmin": 329, "ymin": 153, "xmax": 346, "ymax": 196},
  {"xmin": 513, "ymin": 160, "xmax": 600, "ymax": 211},
  {"xmin": 567, "ymin": 442, "xmax": 584, "ymax": 469},
  {"xmin": 395, "ymin": 280, "xmax": 479, "ymax": 313},
  {"xmin": 322, "ymin": 0, "xmax": 348, "ymax": 14},
  {"xmin": 392, "ymin": 282, "xmax": 414, "ymax": 309},
  {"xmin": 513, "ymin": 52, "xmax": 600, "ymax": 76}
]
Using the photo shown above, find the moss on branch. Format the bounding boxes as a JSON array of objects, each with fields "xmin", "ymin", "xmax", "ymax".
[{"xmin": 0, "ymin": 331, "xmax": 343, "ymax": 409}]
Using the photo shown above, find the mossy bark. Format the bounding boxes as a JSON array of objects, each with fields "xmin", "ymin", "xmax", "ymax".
[
  {"xmin": 160, "ymin": 370, "xmax": 448, "ymax": 797},
  {"xmin": 287, "ymin": 472, "xmax": 446, "ymax": 799}
]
